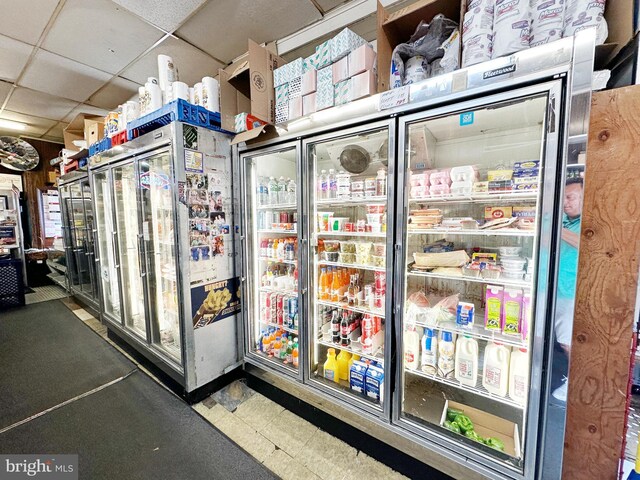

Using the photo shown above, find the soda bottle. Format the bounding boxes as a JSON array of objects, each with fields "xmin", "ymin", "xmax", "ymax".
[
  {"xmin": 319, "ymin": 170, "xmax": 328, "ymax": 200},
  {"xmin": 328, "ymin": 168, "xmax": 337, "ymax": 199},
  {"xmin": 276, "ymin": 238, "xmax": 285, "ymax": 260},
  {"xmin": 287, "ymin": 177, "xmax": 297, "ymax": 204},
  {"xmin": 268, "ymin": 177, "xmax": 278, "ymax": 205},
  {"xmin": 285, "ymin": 341, "xmax": 293, "ymax": 364},
  {"xmin": 278, "ymin": 176, "xmax": 287, "ymax": 204},
  {"xmin": 361, "ymin": 314, "xmax": 374, "ymax": 354},
  {"xmin": 285, "ymin": 240, "xmax": 294, "ymax": 261},
  {"xmin": 331, "ymin": 310, "xmax": 341, "ymax": 344},
  {"xmin": 340, "ymin": 311, "xmax": 350, "ymax": 347}
]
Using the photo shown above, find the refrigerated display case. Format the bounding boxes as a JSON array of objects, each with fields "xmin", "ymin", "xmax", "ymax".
[
  {"xmin": 89, "ymin": 122, "xmax": 240, "ymax": 395},
  {"xmin": 59, "ymin": 172, "xmax": 99, "ymax": 309}
]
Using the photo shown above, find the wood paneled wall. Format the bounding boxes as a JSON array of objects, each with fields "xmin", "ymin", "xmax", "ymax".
[{"xmin": 0, "ymin": 137, "xmax": 63, "ymax": 249}]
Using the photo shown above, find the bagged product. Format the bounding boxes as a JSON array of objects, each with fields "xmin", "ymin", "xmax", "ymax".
[
  {"xmin": 403, "ymin": 56, "xmax": 429, "ymax": 85},
  {"xmin": 462, "ymin": 33, "xmax": 493, "ymax": 66},
  {"xmin": 529, "ymin": 0, "xmax": 565, "ymax": 47},
  {"xmin": 492, "ymin": 0, "xmax": 531, "ymax": 58},
  {"xmin": 439, "ymin": 30, "xmax": 461, "ymax": 73},
  {"xmin": 564, "ymin": 0, "xmax": 607, "ymax": 45}
]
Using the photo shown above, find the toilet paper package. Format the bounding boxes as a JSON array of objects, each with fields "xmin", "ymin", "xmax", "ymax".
[
  {"xmin": 288, "ymin": 76, "xmax": 302, "ymax": 99},
  {"xmin": 530, "ymin": 0, "xmax": 565, "ymax": 46},
  {"xmin": 529, "ymin": 27, "xmax": 562, "ymax": 46},
  {"xmin": 201, "ymin": 76, "xmax": 220, "ymax": 112},
  {"xmin": 274, "ymin": 64, "xmax": 288, "ymax": 87},
  {"xmin": 315, "ymin": 40, "xmax": 332, "ymax": 68},
  {"xmin": 303, "ymin": 51, "xmax": 320, "ymax": 72},
  {"xmin": 157, "ymin": 54, "xmax": 177, "ymax": 103},
  {"xmin": 492, "ymin": 0, "xmax": 531, "ymax": 58},
  {"xmin": 275, "ymin": 83, "xmax": 289, "ymax": 106},
  {"xmin": 288, "ymin": 58, "xmax": 304, "ymax": 80},
  {"xmin": 403, "ymin": 56, "xmax": 428, "ymax": 85},
  {"xmin": 564, "ymin": 0, "xmax": 607, "ymax": 45},
  {"xmin": 462, "ymin": 33, "xmax": 493, "ymax": 66},
  {"xmin": 462, "ymin": 3, "xmax": 494, "ymax": 37}
]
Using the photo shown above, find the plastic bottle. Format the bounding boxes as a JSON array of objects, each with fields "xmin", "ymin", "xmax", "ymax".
[
  {"xmin": 277, "ymin": 176, "xmax": 287, "ymax": 204},
  {"xmin": 324, "ymin": 348, "xmax": 339, "ymax": 383},
  {"xmin": 376, "ymin": 168, "xmax": 387, "ymax": 197},
  {"xmin": 287, "ymin": 177, "xmax": 296, "ymax": 204},
  {"xmin": 331, "ymin": 269, "xmax": 341, "ymax": 302},
  {"xmin": 273, "ymin": 336, "xmax": 282, "ymax": 358},
  {"xmin": 337, "ymin": 349, "xmax": 352, "ymax": 381},
  {"xmin": 437, "ymin": 331, "xmax": 455, "ymax": 379},
  {"xmin": 268, "ymin": 177, "xmax": 278, "ymax": 205},
  {"xmin": 483, "ymin": 342, "xmax": 511, "ymax": 397},
  {"xmin": 319, "ymin": 170, "xmax": 328, "ymax": 200},
  {"xmin": 340, "ymin": 312, "xmax": 350, "ymax": 347},
  {"xmin": 420, "ymin": 328, "xmax": 438, "ymax": 374},
  {"xmin": 292, "ymin": 347, "xmax": 299, "ymax": 368},
  {"xmin": 328, "ymin": 169, "xmax": 337, "ymax": 199},
  {"xmin": 404, "ymin": 326, "xmax": 421, "ymax": 371},
  {"xmin": 509, "ymin": 348, "xmax": 529, "ymax": 405},
  {"xmin": 331, "ymin": 309, "xmax": 340, "ymax": 343},
  {"xmin": 319, "ymin": 268, "xmax": 328, "ymax": 300},
  {"xmin": 361, "ymin": 314, "xmax": 374, "ymax": 355},
  {"xmin": 454, "ymin": 336, "xmax": 479, "ymax": 387}
]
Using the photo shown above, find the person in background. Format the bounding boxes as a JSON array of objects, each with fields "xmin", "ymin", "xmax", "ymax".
[{"xmin": 552, "ymin": 176, "xmax": 583, "ymax": 402}]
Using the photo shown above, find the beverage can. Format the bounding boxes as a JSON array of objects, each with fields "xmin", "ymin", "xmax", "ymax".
[
  {"xmin": 275, "ymin": 294, "xmax": 282, "ymax": 325},
  {"xmin": 282, "ymin": 294, "xmax": 290, "ymax": 324}
]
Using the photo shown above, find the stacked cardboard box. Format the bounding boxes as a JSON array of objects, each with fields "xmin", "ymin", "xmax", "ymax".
[{"xmin": 274, "ymin": 28, "xmax": 377, "ymax": 124}]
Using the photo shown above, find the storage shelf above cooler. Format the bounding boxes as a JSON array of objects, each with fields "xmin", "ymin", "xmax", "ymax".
[
  {"xmin": 259, "ymin": 319, "xmax": 298, "ymax": 335},
  {"xmin": 408, "ymin": 191, "xmax": 538, "ymax": 205},
  {"xmin": 407, "ymin": 228, "xmax": 536, "ymax": 237},
  {"xmin": 405, "ymin": 367, "xmax": 524, "ymax": 410},
  {"xmin": 259, "ymin": 257, "xmax": 297, "ymax": 265},
  {"xmin": 406, "ymin": 270, "xmax": 531, "ymax": 289},
  {"xmin": 317, "ymin": 338, "xmax": 384, "ymax": 363},
  {"xmin": 258, "ymin": 229, "xmax": 297, "ymax": 234},
  {"xmin": 257, "ymin": 203, "xmax": 297, "ymax": 211},
  {"xmin": 317, "ymin": 231, "xmax": 386, "ymax": 238},
  {"xmin": 412, "ymin": 319, "xmax": 528, "ymax": 349},
  {"xmin": 318, "ymin": 260, "xmax": 385, "ymax": 272},
  {"xmin": 316, "ymin": 196, "xmax": 387, "ymax": 206},
  {"xmin": 316, "ymin": 299, "xmax": 385, "ymax": 318}
]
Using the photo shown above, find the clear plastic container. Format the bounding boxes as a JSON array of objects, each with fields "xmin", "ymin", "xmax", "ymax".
[
  {"xmin": 501, "ymin": 257, "xmax": 527, "ymax": 271},
  {"xmin": 430, "ymin": 184, "xmax": 451, "ymax": 196},
  {"xmin": 450, "ymin": 166, "xmax": 478, "ymax": 183},
  {"xmin": 481, "ymin": 268, "xmax": 502, "ymax": 280},
  {"xmin": 430, "ymin": 169, "xmax": 452, "ymax": 186},
  {"xmin": 340, "ymin": 241, "xmax": 356, "ymax": 253},
  {"xmin": 322, "ymin": 251, "xmax": 340, "ymax": 262},
  {"xmin": 499, "ymin": 246, "xmax": 523, "ymax": 257},
  {"xmin": 370, "ymin": 255, "xmax": 385, "ymax": 267},
  {"xmin": 355, "ymin": 242, "xmax": 372, "ymax": 255},
  {"xmin": 356, "ymin": 253, "xmax": 372, "ymax": 265},
  {"xmin": 462, "ymin": 265, "xmax": 481, "ymax": 278},
  {"xmin": 338, "ymin": 252, "xmax": 355, "ymax": 264},
  {"xmin": 450, "ymin": 181, "xmax": 474, "ymax": 196},
  {"xmin": 373, "ymin": 243, "xmax": 386, "ymax": 256},
  {"xmin": 323, "ymin": 240, "xmax": 341, "ymax": 252},
  {"xmin": 502, "ymin": 271, "xmax": 524, "ymax": 280}
]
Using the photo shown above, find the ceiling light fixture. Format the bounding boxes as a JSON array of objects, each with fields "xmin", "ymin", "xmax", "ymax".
[{"xmin": 0, "ymin": 119, "xmax": 27, "ymax": 131}]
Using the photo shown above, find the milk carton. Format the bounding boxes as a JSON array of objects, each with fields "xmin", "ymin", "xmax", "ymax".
[
  {"xmin": 349, "ymin": 359, "xmax": 368, "ymax": 394},
  {"xmin": 365, "ymin": 362, "xmax": 384, "ymax": 403}
]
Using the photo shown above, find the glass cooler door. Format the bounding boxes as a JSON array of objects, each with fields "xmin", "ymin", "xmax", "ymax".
[
  {"xmin": 396, "ymin": 87, "xmax": 560, "ymax": 475},
  {"xmin": 69, "ymin": 182, "xmax": 90, "ymax": 293},
  {"xmin": 241, "ymin": 144, "xmax": 301, "ymax": 376},
  {"xmin": 81, "ymin": 178, "xmax": 98, "ymax": 303},
  {"xmin": 305, "ymin": 123, "xmax": 394, "ymax": 414}
]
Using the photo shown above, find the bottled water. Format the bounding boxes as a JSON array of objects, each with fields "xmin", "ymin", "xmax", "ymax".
[
  {"xmin": 319, "ymin": 169, "xmax": 328, "ymax": 200},
  {"xmin": 268, "ymin": 177, "xmax": 278, "ymax": 205},
  {"xmin": 278, "ymin": 176, "xmax": 287, "ymax": 204},
  {"xmin": 287, "ymin": 177, "xmax": 296, "ymax": 204},
  {"xmin": 328, "ymin": 169, "xmax": 337, "ymax": 199}
]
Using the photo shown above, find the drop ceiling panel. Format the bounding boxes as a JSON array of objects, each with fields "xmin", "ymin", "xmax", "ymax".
[
  {"xmin": 316, "ymin": 0, "xmax": 349, "ymax": 13},
  {"xmin": 121, "ymin": 36, "xmax": 223, "ymax": 87},
  {"xmin": 87, "ymin": 76, "xmax": 140, "ymax": 110},
  {"xmin": 5, "ymin": 88, "xmax": 78, "ymax": 121},
  {"xmin": 177, "ymin": 0, "xmax": 322, "ymax": 62},
  {"xmin": 0, "ymin": 110, "xmax": 57, "ymax": 136},
  {"xmin": 43, "ymin": 121, "xmax": 68, "ymax": 140},
  {"xmin": 42, "ymin": 0, "xmax": 165, "ymax": 75},
  {"xmin": 62, "ymin": 104, "xmax": 109, "ymax": 123},
  {"xmin": 20, "ymin": 49, "xmax": 112, "ymax": 102},
  {"xmin": 0, "ymin": 35, "xmax": 34, "ymax": 83},
  {"xmin": 0, "ymin": 81, "xmax": 13, "ymax": 102},
  {"xmin": 111, "ymin": 0, "xmax": 208, "ymax": 32},
  {"xmin": 0, "ymin": 0, "xmax": 59, "ymax": 45}
]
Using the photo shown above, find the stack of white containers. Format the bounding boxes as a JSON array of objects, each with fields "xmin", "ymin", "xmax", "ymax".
[{"xmin": 461, "ymin": 0, "xmax": 494, "ymax": 67}]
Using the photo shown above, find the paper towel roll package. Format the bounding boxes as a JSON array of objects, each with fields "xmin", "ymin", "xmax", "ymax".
[
  {"xmin": 463, "ymin": 5, "xmax": 494, "ymax": 36},
  {"xmin": 157, "ymin": 55, "xmax": 177, "ymax": 103},
  {"xmin": 201, "ymin": 77, "xmax": 220, "ymax": 112},
  {"xmin": 404, "ymin": 56, "xmax": 428, "ymax": 85},
  {"xmin": 462, "ymin": 33, "xmax": 493, "ymax": 66},
  {"xmin": 492, "ymin": 0, "xmax": 531, "ymax": 58},
  {"xmin": 530, "ymin": 0, "xmax": 565, "ymax": 46},
  {"xmin": 564, "ymin": 0, "xmax": 607, "ymax": 45}
]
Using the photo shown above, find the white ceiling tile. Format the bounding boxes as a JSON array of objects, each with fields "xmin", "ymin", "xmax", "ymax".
[
  {"xmin": 0, "ymin": 0, "xmax": 59, "ymax": 45},
  {"xmin": 5, "ymin": 87, "xmax": 78, "ymax": 121},
  {"xmin": 20, "ymin": 49, "xmax": 112, "ymax": 102},
  {"xmin": 42, "ymin": 0, "xmax": 165, "ymax": 74},
  {"xmin": 86, "ymin": 76, "xmax": 140, "ymax": 110},
  {"xmin": 177, "ymin": 0, "xmax": 322, "ymax": 62},
  {"xmin": 111, "ymin": 0, "xmax": 207, "ymax": 32},
  {"xmin": 0, "ymin": 35, "xmax": 34, "ymax": 83},
  {"xmin": 120, "ymin": 36, "xmax": 223, "ymax": 87},
  {"xmin": 42, "ymin": 121, "xmax": 68, "ymax": 140},
  {"xmin": 62, "ymin": 104, "xmax": 109, "ymax": 123},
  {"xmin": 0, "ymin": 110, "xmax": 57, "ymax": 136},
  {"xmin": 0, "ymin": 80, "xmax": 14, "ymax": 102},
  {"xmin": 315, "ymin": 0, "xmax": 349, "ymax": 13}
]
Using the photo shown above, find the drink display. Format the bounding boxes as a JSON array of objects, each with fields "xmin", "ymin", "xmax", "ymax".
[
  {"xmin": 244, "ymin": 146, "xmax": 300, "ymax": 373},
  {"xmin": 308, "ymin": 127, "xmax": 391, "ymax": 409}
]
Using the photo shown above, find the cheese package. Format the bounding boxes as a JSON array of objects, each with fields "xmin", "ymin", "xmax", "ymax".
[{"xmin": 485, "ymin": 206, "xmax": 513, "ymax": 220}]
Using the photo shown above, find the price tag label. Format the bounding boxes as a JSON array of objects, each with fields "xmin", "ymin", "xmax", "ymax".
[{"xmin": 378, "ymin": 86, "xmax": 410, "ymax": 111}]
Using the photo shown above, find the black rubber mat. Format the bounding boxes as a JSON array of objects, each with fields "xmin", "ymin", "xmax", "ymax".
[
  {"xmin": 0, "ymin": 300, "xmax": 135, "ymax": 429},
  {"xmin": 0, "ymin": 371, "xmax": 276, "ymax": 480}
]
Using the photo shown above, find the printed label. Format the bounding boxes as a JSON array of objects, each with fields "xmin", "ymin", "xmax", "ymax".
[
  {"xmin": 485, "ymin": 365, "xmax": 502, "ymax": 388},
  {"xmin": 458, "ymin": 359, "xmax": 474, "ymax": 379}
]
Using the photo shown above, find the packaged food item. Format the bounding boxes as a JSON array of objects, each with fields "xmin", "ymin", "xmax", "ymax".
[
  {"xmin": 364, "ymin": 177, "xmax": 377, "ymax": 197},
  {"xmin": 317, "ymin": 212, "xmax": 334, "ymax": 231},
  {"xmin": 450, "ymin": 165, "xmax": 479, "ymax": 183},
  {"xmin": 430, "ymin": 184, "xmax": 451, "ymax": 196},
  {"xmin": 410, "ymin": 172, "xmax": 430, "ymax": 187},
  {"xmin": 485, "ymin": 206, "xmax": 513, "ymax": 220},
  {"xmin": 421, "ymin": 328, "xmax": 438, "ymax": 374},
  {"xmin": 512, "ymin": 206, "xmax": 536, "ymax": 218},
  {"xmin": 451, "ymin": 181, "xmax": 474, "ymax": 196},
  {"xmin": 441, "ymin": 217, "xmax": 475, "ymax": 229},
  {"xmin": 411, "ymin": 185, "xmax": 430, "ymax": 198},
  {"xmin": 498, "ymin": 246, "xmax": 522, "ymax": 256},
  {"xmin": 480, "ymin": 265, "xmax": 502, "ymax": 279},
  {"xmin": 350, "ymin": 179, "xmax": 364, "ymax": 198},
  {"xmin": 513, "ymin": 160, "xmax": 540, "ymax": 170},
  {"xmin": 501, "ymin": 256, "xmax": 526, "ymax": 271},
  {"xmin": 422, "ymin": 239, "xmax": 454, "ymax": 253},
  {"xmin": 330, "ymin": 217, "xmax": 348, "ymax": 232},
  {"xmin": 473, "ymin": 181, "xmax": 489, "ymax": 193},
  {"xmin": 413, "ymin": 250, "xmax": 471, "ymax": 268},
  {"xmin": 370, "ymin": 255, "xmax": 385, "ymax": 267},
  {"xmin": 502, "ymin": 288, "xmax": 523, "ymax": 335},
  {"xmin": 322, "ymin": 251, "xmax": 340, "ymax": 262},
  {"xmin": 323, "ymin": 240, "xmax": 340, "ymax": 252},
  {"xmin": 365, "ymin": 362, "xmax": 384, "ymax": 402},
  {"xmin": 373, "ymin": 243, "xmax": 386, "ymax": 256},
  {"xmin": 338, "ymin": 252, "xmax": 355, "ymax": 264},
  {"xmin": 430, "ymin": 170, "xmax": 452, "ymax": 186},
  {"xmin": 340, "ymin": 241, "xmax": 356, "ymax": 253},
  {"xmin": 336, "ymin": 171, "xmax": 351, "ymax": 199},
  {"xmin": 471, "ymin": 252, "xmax": 497, "ymax": 264},
  {"xmin": 366, "ymin": 203, "xmax": 385, "ymax": 214},
  {"xmin": 502, "ymin": 271, "xmax": 524, "ymax": 280},
  {"xmin": 512, "ymin": 183, "xmax": 538, "ymax": 191},
  {"xmin": 437, "ymin": 331, "xmax": 455, "ymax": 379},
  {"xmin": 489, "ymin": 180, "xmax": 513, "ymax": 192},
  {"xmin": 462, "ymin": 264, "xmax": 481, "ymax": 278},
  {"xmin": 349, "ymin": 359, "xmax": 368, "ymax": 393},
  {"xmin": 456, "ymin": 302, "xmax": 475, "ymax": 328},
  {"xmin": 485, "ymin": 285, "xmax": 503, "ymax": 331},
  {"xmin": 487, "ymin": 169, "xmax": 513, "ymax": 181},
  {"xmin": 480, "ymin": 217, "xmax": 517, "ymax": 230}
]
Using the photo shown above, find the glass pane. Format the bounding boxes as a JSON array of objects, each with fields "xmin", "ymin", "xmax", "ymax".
[
  {"xmin": 81, "ymin": 180, "xmax": 97, "ymax": 300},
  {"xmin": 308, "ymin": 128, "xmax": 390, "ymax": 409},
  {"xmin": 245, "ymin": 147, "xmax": 299, "ymax": 372},
  {"xmin": 139, "ymin": 152, "xmax": 181, "ymax": 361},
  {"xmin": 94, "ymin": 171, "xmax": 121, "ymax": 320},
  {"xmin": 113, "ymin": 163, "xmax": 147, "ymax": 339},
  {"xmin": 69, "ymin": 182, "xmax": 90, "ymax": 291},
  {"xmin": 59, "ymin": 186, "xmax": 78, "ymax": 288},
  {"xmin": 399, "ymin": 94, "xmax": 549, "ymax": 469}
]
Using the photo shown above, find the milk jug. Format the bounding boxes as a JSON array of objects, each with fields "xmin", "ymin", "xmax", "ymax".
[
  {"xmin": 455, "ymin": 336, "xmax": 479, "ymax": 387},
  {"xmin": 483, "ymin": 342, "xmax": 510, "ymax": 397},
  {"xmin": 421, "ymin": 328, "xmax": 438, "ymax": 374},
  {"xmin": 438, "ymin": 331, "xmax": 455, "ymax": 379},
  {"xmin": 404, "ymin": 326, "xmax": 421, "ymax": 371},
  {"xmin": 509, "ymin": 348, "xmax": 529, "ymax": 405}
]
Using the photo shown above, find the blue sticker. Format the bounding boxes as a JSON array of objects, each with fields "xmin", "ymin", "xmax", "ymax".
[{"xmin": 460, "ymin": 111, "xmax": 474, "ymax": 126}]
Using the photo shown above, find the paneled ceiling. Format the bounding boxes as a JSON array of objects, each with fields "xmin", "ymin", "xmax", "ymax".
[{"xmin": 0, "ymin": 0, "xmax": 354, "ymax": 145}]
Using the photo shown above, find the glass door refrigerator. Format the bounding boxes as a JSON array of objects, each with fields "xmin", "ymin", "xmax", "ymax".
[
  {"xmin": 239, "ymin": 142, "xmax": 303, "ymax": 379},
  {"xmin": 303, "ymin": 121, "xmax": 395, "ymax": 417},
  {"xmin": 393, "ymin": 81, "xmax": 564, "ymax": 479},
  {"xmin": 90, "ymin": 122, "xmax": 240, "ymax": 397}
]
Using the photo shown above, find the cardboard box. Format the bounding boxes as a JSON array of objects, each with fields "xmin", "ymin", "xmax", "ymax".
[
  {"xmin": 86, "ymin": 120, "xmax": 105, "ymax": 146},
  {"xmin": 440, "ymin": 400, "xmax": 521, "ymax": 459},
  {"xmin": 351, "ymin": 70, "xmax": 376, "ymax": 100},
  {"xmin": 302, "ymin": 69, "xmax": 317, "ymax": 96},
  {"xmin": 377, "ymin": 0, "xmax": 463, "ymax": 92},
  {"xmin": 485, "ymin": 206, "xmax": 513, "ymax": 221},
  {"xmin": 349, "ymin": 44, "xmax": 376, "ymax": 77},
  {"xmin": 289, "ymin": 97, "xmax": 303, "ymax": 121},
  {"xmin": 334, "ymin": 79, "xmax": 352, "ymax": 106},
  {"xmin": 219, "ymin": 39, "xmax": 285, "ymax": 134},
  {"xmin": 316, "ymin": 66, "xmax": 334, "ymax": 111},
  {"xmin": 331, "ymin": 27, "xmax": 367, "ymax": 62},
  {"xmin": 315, "ymin": 40, "xmax": 332, "ymax": 68},
  {"xmin": 332, "ymin": 56, "xmax": 350, "ymax": 85},
  {"xmin": 235, "ymin": 112, "xmax": 267, "ymax": 133},
  {"xmin": 63, "ymin": 113, "xmax": 103, "ymax": 151},
  {"xmin": 303, "ymin": 93, "xmax": 317, "ymax": 116}
]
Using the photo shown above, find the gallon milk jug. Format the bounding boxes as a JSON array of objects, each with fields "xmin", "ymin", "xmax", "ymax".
[
  {"xmin": 438, "ymin": 331, "xmax": 455, "ymax": 379},
  {"xmin": 455, "ymin": 336, "xmax": 479, "ymax": 387},
  {"xmin": 421, "ymin": 328, "xmax": 438, "ymax": 374},
  {"xmin": 404, "ymin": 326, "xmax": 421, "ymax": 370},
  {"xmin": 483, "ymin": 342, "xmax": 510, "ymax": 397},
  {"xmin": 509, "ymin": 348, "xmax": 529, "ymax": 405}
]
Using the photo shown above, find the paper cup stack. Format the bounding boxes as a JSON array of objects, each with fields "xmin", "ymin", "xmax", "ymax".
[
  {"xmin": 492, "ymin": 0, "xmax": 531, "ymax": 58},
  {"xmin": 563, "ymin": 0, "xmax": 608, "ymax": 45},
  {"xmin": 462, "ymin": 0, "xmax": 494, "ymax": 67},
  {"xmin": 530, "ymin": 0, "xmax": 564, "ymax": 48}
]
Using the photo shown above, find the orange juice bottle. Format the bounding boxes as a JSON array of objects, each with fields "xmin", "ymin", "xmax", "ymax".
[
  {"xmin": 319, "ymin": 268, "xmax": 328, "ymax": 300},
  {"xmin": 331, "ymin": 268, "xmax": 341, "ymax": 302}
]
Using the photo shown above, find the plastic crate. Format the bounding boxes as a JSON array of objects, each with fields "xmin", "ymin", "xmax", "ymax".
[
  {"xmin": 111, "ymin": 130, "xmax": 128, "ymax": 146},
  {"xmin": 127, "ymin": 99, "xmax": 231, "ymax": 140},
  {"xmin": 0, "ymin": 259, "xmax": 25, "ymax": 310},
  {"xmin": 89, "ymin": 137, "xmax": 112, "ymax": 157}
]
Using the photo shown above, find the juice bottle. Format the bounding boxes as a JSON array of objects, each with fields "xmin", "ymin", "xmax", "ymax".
[
  {"xmin": 273, "ymin": 336, "xmax": 282, "ymax": 358},
  {"xmin": 272, "ymin": 239, "xmax": 279, "ymax": 259},
  {"xmin": 319, "ymin": 268, "xmax": 328, "ymax": 300},
  {"xmin": 324, "ymin": 348, "xmax": 339, "ymax": 383},
  {"xmin": 292, "ymin": 347, "xmax": 299, "ymax": 368},
  {"xmin": 483, "ymin": 342, "xmax": 510, "ymax": 397},
  {"xmin": 337, "ymin": 349, "xmax": 352, "ymax": 381},
  {"xmin": 331, "ymin": 269, "xmax": 341, "ymax": 302},
  {"xmin": 509, "ymin": 348, "xmax": 529, "ymax": 405}
]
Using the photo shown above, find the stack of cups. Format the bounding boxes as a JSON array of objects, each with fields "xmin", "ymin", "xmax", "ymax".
[
  {"xmin": 157, "ymin": 54, "xmax": 178, "ymax": 104},
  {"xmin": 462, "ymin": 0, "xmax": 494, "ymax": 67},
  {"xmin": 492, "ymin": 0, "xmax": 531, "ymax": 59},
  {"xmin": 201, "ymin": 76, "xmax": 220, "ymax": 113},
  {"xmin": 530, "ymin": 0, "xmax": 565, "ymax": 48},
  {"xmin": 563, "ymin": 0, "xmax": 607, "ymax": 45}
]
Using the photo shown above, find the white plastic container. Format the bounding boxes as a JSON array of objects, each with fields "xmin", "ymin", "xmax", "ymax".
[
  {"xmin": 498, "ymin": 246, "xmax": 522, "ymax": 257},
  {"xmin": 450, "ymin": 165, "xmax": 478, "ymax": 183},
  {"xmin": 404, "ymin": 326, "xmax": 421, "ymax": 370},
  {"xmin": 482, "ymin": 342, "xmax": 510, "ymax": 397},
  {"xmin": 501, "ymin": 256, "xmax": 527, "ymax": 271},
  {"xmin": 454, "ymin": 336, "xmax": 479, "ymax": 387},
  {"xmin": 450, "ymin": 181, "xmax": 474, "ymax": 196},
  {"xmin": 421, "ymin": 328, "xmax": 438, "ymax": 374},
  {"xmin": 509, "ymin": 347, "xmax": 529, "ymax": 405},
  {"xmin": 437, "ymin": 331, "xmax": 455, "ymax": 379}
]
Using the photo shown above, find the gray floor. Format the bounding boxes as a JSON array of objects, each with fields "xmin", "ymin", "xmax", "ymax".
[
  {"xmin": 25, "ymin": 285, "xmax": 69, "ymax": 304},
  {"xmin": 0, "ymin": 300, "xmax": 276, "ymax": 480}
]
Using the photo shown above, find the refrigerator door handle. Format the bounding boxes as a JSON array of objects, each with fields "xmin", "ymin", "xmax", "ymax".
[
  {"xmin": 137, "ymin": 234, "xmax": 147, "ymax": 277},
  {"xmin": 111, "ymin": 231, "xmax": 120, "ymax": 269}
]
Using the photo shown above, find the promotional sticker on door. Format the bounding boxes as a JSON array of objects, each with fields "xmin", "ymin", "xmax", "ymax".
[{"xmin": 192, "ymin": 277, "xmax": 241, "ymax": 329}]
